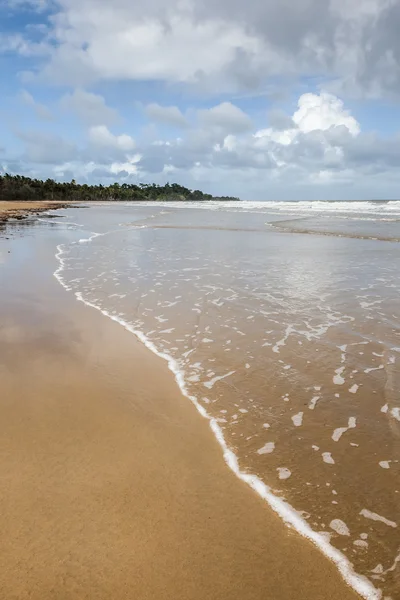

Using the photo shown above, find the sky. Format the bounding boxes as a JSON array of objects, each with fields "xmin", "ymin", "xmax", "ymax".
[{"xmin": 1, "ymin": 0, "xmax": 400, "ymax": 200}]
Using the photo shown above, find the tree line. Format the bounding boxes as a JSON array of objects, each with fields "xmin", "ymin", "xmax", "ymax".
[{"xmin": 0, "ymin": 174, "xmax": 239, "ymax": 202}]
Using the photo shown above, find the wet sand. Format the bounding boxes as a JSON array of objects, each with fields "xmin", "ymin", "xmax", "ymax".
[
  {"xmin": 0, "ymin": 223, "xmax": 361, "ymax": 599},
  {"xmin": 0, "ymin": 201, "xmax": 70, "ymax": 225}
]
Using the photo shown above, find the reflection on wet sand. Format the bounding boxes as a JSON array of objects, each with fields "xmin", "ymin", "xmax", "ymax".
[
  {"xmin": 53, "ymin": 200, "xmax": 400, "ymax": 598},
  {"xmin": 0, "ymin": 205, "xmax": 363, "ymax": 600}
]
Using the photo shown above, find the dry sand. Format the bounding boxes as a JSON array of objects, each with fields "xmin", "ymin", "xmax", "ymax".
[{"xmin": 0, "ymin": 221, "xmax": 360, "ymax": 600}]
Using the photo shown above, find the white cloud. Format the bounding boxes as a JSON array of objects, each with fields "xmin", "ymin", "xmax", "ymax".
[
  {"xmin": 198, "ymin": 102, "xmax": 253, "ymax": 132},
  {"xmin": 255, "ymin": 91, "xmax": 360, "ymax": 150},
  {"xmin": 109, "ymin": 156, "xmax": 141, "ymax": 175},
  {"xmin": 254, "ymin": 127, "xmax": 297, "ymax": 146},
  {"xmin": 292, "ymin": 92, "xmax": 360, "ymax": 135},
  {"xmin": 267, "ymin": 109, "xmax": 296, "ymax": 131},
  {"xmin": 38, "ymin": 7, "xmax": 266, "ymax": 88},
  {"xmin": 4, "ymin": 0, "xmax": 50, "ymax": 11},
  {"xmin": 6, "ymin": 86, "xmax": 400, "ymax": 200},
  {"xmin": 0, "ymin": 31, "xmax": 50, "ymax": 57},
  {"xmin": 88, "ymin": 125, "xmax": 135, "ymax": 151},
  {"xmin": 20, "ymin": 89, "xmax": 53, "ymax": 120},
  {"xmin": 16, "ymin": 130, "xmax": 76, "ymax": 164},
  {"xmin": 144, "ymin": 103, "xmax": 188, "ymax": 127},
  {"xmin": 51, "ymin": 153, "xmax": 141, "ymax": 179},
  {"xmin": 7, "ymin": 0, "xmax": 400, "ymax": 98},
  {"xmin": 138, "ymin": 95, "xmax": 327, "ymax": 178},
  {"xmin": 60, "ymin": 88, "xmax": 118, "ymax": 125},
  {"xmin": 135, "ymin": 92, "xmax": 379, "ymax": 192}
]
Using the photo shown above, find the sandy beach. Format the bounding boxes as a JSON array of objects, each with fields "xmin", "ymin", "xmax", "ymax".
[
  {"xmin": 0, "ymin": 201, "xmax": 70, "ymax": 225},
  {"xmin": 0, "ymin": 212, "xmax": 364, "ymax": 599}
]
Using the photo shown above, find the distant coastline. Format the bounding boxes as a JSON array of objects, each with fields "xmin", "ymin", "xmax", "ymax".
[{"xmin": 0, "ymin": 174, "xmax": 239, "ymax": 203}]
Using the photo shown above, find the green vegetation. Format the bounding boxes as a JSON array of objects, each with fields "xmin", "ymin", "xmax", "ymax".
[{"xmin": 0, "ymin": 174, "xmax": 239, "ymax": 202}]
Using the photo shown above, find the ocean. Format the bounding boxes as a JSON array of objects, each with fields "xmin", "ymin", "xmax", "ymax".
[{"xmin": 45, "ymin": 199, "xmax": 399, "ymax": 599}]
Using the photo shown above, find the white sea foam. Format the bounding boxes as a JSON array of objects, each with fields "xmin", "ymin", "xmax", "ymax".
[
  {"xmin": 322, "ymin": 452, "xmax": 335, "ymax": 465},
  {"xmin": 292, "ymin": 412, "xmax": 304, "ymax": 427},
  {"xmin": 364, "ymin": 365, "xmax": 384, "ymax": 374},
  {"xmin": 332, "ymin": 417, "xmax": 356, "ymax": 442},
  {"xmin": 122, "ymin": 199, "xmax": 400, "ymax": 220},
  {"xmin": 277, "ymin": 467, "xmax": 292, "ymax": 480},
  {"xmin": 330, "ymin": 519, "xmax": 350, "ymax": 536},
  {"xmin": 371, "ymin": 565, "xmax": 384, "ymax": 575},
  {"xmin": 53, "ymin": 227, "xmax": 382, "ymax": 600},
  {"xmin": 380, "ymin": 550, "xmax": 400, "ymax": 577},
  {"xmin": 360, "ymin": 509, "xmax": 397, "ymax": 528},
  {"xmin": 379, "ymin": 461, "xmax": 390, "ymax": 469},
  {"xmin": 204, "ymin": 371, "xmax": 235, "ymax": 389},
  {"xmin": 349, "ymin": 384, "xmax": 359, "ymax": 394},
  {"xmin": 308, "ymin": 396, "xmax": 320, "ymax": 410},
  {"xmin": 257, "ymin": 442, "xmax": 275, "ymax": 455},
  {"xmin": 272, "ymin": 324, "xmax": 295, "ymax": 353},
  {"xmin": 391, "ymin": 408, "xmax": 400, "ymax": 421},
  {"xmin": 187, "ymin": 374, "xmax": 200, "ymax": 382},
  {"xmin": 333, "ymin": 366, "xmax": 345, "ymax": 385}
]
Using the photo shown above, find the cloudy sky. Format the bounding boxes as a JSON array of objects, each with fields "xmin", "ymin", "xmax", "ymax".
[{"xmin": 1, "ymin": 0, "xmax": 400, "ymax": 199}]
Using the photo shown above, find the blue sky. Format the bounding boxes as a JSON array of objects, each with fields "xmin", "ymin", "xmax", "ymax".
[{"xmin": 1, "ymin": 0, "xmax": 400, "ymax": 200}]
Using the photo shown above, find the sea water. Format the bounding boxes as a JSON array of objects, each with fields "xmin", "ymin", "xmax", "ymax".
[{"xmin": 47, "ymin": 199, "xmax": 400, "ymax": 599}]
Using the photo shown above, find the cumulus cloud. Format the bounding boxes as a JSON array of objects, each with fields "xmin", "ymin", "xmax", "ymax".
[
  {"xmin": 197, "ymin": 102, "xmax": 253, "ymax": 132},
  {"xmin": 255, "ymin": 92, "xmax": 359, "ymax": 150},
  {"xmin": 88, "ymin": 125, "xmax": 135, "ymax": 151},
  {"xmin": 267, "ymin": 109, "xmax": 296, "ymax": 131},
  {"xmin": 138, "ymin": 92, "xmax": 389, "ymax": 193},
  {"xmin": 135, "ymin": 92, "xmax": 369, "ymax": 188},
  {"xmin": 60, "ymin": 88, "xmax": 118, "ymax": 126},
  {"xmin": 5, "ymin": 87, "xmax": 400, "ymax": 200},
  {"xmin": 292, "ymin": 92, "xmax": 360, "ymax": 135},
  {"xmin": 52, "ymin": 154, "xmax": 141, "ymax": 179},
  {"xmin": 144, "ymin": 103, "xmax": 188, "ymax": 128}
]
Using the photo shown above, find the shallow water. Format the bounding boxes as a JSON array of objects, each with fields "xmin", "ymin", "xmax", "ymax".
[{"xmin": 48, "ymin": 200, "xmax": 399, "ymax": 599}]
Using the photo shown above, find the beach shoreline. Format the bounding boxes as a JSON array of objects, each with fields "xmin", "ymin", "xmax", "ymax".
[
  {"xmin": 0, "ymin": 214, "xmax": 363, "ymax": 600},
  {"xmin": 0, "ymin": 200, "xmax": 72, "ymax": 226}
]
